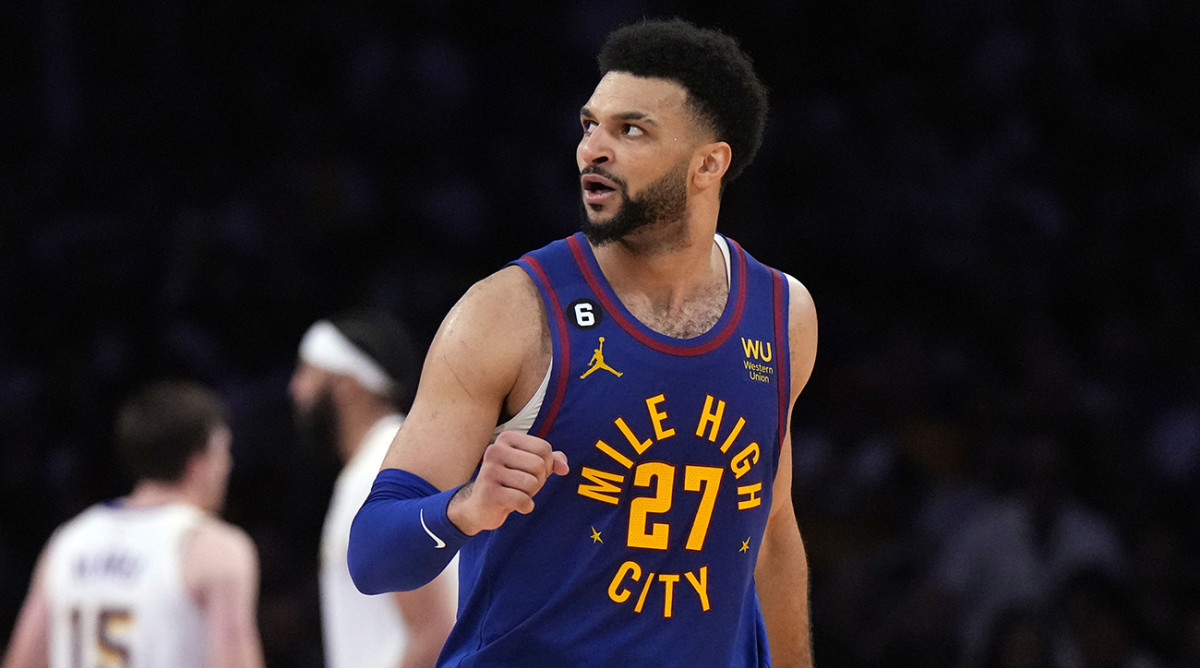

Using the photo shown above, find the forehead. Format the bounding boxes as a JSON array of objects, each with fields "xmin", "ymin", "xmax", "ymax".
[
  {"xmin": 295, "ymin": 358, "xmax": 332, "ymax": 378},
  {"xmin": 584, "ymin": 71, "xmax": 690, "ymax": 122}
]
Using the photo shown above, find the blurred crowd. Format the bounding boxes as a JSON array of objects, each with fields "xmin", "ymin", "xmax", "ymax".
[{"xmin": 2, "ymin": 1, "xmax": 1198, "ymax": 666}]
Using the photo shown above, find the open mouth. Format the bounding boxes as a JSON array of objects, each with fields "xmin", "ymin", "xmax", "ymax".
[
  {"xmin": 581, "ymin": 174, "xmax": 619, "ymax": 204},
  {"xmin": 581, "ymin": 173, "xmax": 618, "ymax": 191}
]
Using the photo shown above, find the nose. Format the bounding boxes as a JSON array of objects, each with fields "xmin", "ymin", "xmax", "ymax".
[
  {"xmin": 288, "ymin": 367, "xmax": 306, "ymax": 403},
  {"xmin": 577, "ymin": 129, "xmax": 612, "ymax": 166}
]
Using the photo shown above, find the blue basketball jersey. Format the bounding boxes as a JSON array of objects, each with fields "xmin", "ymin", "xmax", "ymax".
[{"xmin": 439, "ymin": 233, "xmax": 792, "ymax": 667}]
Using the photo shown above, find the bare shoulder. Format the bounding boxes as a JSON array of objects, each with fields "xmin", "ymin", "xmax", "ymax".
[
  {"xmin": 184, "ymin": 518, "xmax": 258, "ymax": 592},
  {"xmin": 426, "ymin": 264, "xmax": 548, "ymax": 400},
  {"xmin": 28, "ymin": 523, "xmax": 71, "ymax": 587},
  {"xmin": 784, "ymin": 273, "xmax": 818, "ymax": 398},
  {"xmin": 381, "ymin": 264, "xmax": 549, "ymax": 488},
  {"xmin": 446, "ymin": 265, "xmax": 545, "ymax": 351},
  {"xmin": 784, "ymin": 274, "xmax": 817, "ymax": 333},
  {"xmin": 0, "ymin": 532, "xmax": 59, "ymax": 668}
]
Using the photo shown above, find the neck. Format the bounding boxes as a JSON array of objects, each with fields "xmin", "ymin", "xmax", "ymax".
[
  {"xmin": 337, "ymin": 401, "xmax": 396, "ymax": 462},
  {"xmin": 590, "ymin": 213, "xmax": 729, "ymax": 339},
  {"xmin": 593, "ymin": 218, "xmax": 724, "ymax": 307},
  {"xmin": 124, "ymin": 481, "xmax": 203, "ymax": 511}
]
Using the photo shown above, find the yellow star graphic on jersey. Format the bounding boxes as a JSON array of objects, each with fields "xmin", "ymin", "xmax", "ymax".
[
  {"xmin": 590, "ymin": 527, "xmax": 603, "ymax": 544},
  {"xmin": 740, "ymin": 538, "xmax": 751, "ymax": 553}
]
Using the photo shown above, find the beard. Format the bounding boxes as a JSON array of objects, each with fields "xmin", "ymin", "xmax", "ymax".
[
  {"xmin": 293, "ymin": 386, "xmax": 342, "ymax": 464},
  {"xmin": 579, "ymin": 161, "xmax": 689, "ymax": 247}
]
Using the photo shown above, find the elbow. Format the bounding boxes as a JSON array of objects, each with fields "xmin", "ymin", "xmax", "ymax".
[
  {"xmin": 348, "ymin": 556, "xmax": 423, "ymax": 595},
  {"xmin": 346, "ymin": 523, "xmax": 409, "ymax": 594},
  {"xmin": 347, "ymin": 475, "xmax": 464, "ymax": 594},
  {"xmin": 346, "ymin": 546, "xmax": 384, "ymax": 595},
  {"xmin": 347, "ymin": 506, "xmax": 424, "ymax": 594},
  {"xmin": 347, "ymin": 509, "xmax": 387, "ymax": 594}
]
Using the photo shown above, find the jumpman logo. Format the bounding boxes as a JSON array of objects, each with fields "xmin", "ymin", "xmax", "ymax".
[{"xmin": 580, "ymin": 336, "xmax": 623, "ymax": 379}]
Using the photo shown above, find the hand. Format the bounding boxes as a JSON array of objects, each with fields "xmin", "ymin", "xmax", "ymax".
[{"xmin": 447, "ymin": 432, "xmax": 569, "ymax": 536}]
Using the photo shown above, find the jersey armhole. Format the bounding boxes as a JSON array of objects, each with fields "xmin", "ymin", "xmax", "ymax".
[
  {"xmin": 772, "ymin": 269, "xmax": 793, "ymax": 462},
  {"xmin": 507, "ymin": 256, "xmax": 571, "ymax": 439},
  {"xmin": 492, "ymin": 359, "xmax": 552, "ymax": 439}
]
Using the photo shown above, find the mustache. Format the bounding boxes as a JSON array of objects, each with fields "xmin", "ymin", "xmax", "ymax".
[{"xmin": 580, "ymin": 165, "xmax": 627, "ymax": 191}]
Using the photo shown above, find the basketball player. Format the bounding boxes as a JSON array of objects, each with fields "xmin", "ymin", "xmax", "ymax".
[
  {"xmin": 349, "ymin": 19, "xmax": 817, "ymax": 667},
  {"xmin": 290, "ymin": 313, "xmax": 457, "ymax": 668},
  {"xmin": 1, "ymin": 381, "xmax": 264, "ymax": 668}
]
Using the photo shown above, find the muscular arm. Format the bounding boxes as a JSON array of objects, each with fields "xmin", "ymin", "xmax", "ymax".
[
  {"xmin": 185, "ymin": 521, "xmax": 265, "ymax": 668},
  {"xmin": 1, "ymin": 544, "xmax": 52, "ymax": 668},
  {"xmin": 756, "ymin": 275, "xmax": 818, "ymax": 668},
  {"xmin": 350, "ymin": 266, "xmax": 566, "ymax": 593},
  {"xmin": 380, "ymin": 265, "xmax": 550, "ymax": 491}
]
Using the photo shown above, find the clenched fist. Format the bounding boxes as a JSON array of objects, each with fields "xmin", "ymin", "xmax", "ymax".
[{"xmin": 447, "ymin": 432, "xmax": 570, "ymax": 536}]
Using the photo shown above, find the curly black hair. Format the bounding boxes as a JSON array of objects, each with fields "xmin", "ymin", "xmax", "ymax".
[{"xmin": 597, "ymin": 18, "xmax": 768, "ymax": 183}]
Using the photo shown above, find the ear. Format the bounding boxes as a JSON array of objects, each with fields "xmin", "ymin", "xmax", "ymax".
[
  {"xmin": 692, "ymin": 141, "xmax": 731, "ymax": 191},
  {"xmin": 332, "ymin": 373, "xmax": 378, "ymax": 406},
  {"xmin": 180, "ymin": 448, "xmax": 209, "ymax": 486}
]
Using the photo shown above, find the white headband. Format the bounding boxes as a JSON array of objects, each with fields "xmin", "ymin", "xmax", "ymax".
[{"xmin": 298, "ymin": 320, "xmax": 395, "ymax": 394}]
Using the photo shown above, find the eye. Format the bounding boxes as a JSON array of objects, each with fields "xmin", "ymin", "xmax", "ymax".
[
  {"xmin": 581, "ymin": 119, "xmax": 598, "ymax": 134},
  {"xmin": 622, "ymin": 124, "xmax": 644, "ymax": 137}
]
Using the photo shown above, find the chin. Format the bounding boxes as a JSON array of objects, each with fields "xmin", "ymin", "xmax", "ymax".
[{"xmin": 584, "ymin": 204, "xmax": 616, "ymax": 220}]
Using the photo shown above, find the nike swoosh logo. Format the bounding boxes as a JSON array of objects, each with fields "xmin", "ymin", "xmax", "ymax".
[{"xmin": 420, "ymin": 509, "xmax": 446, "ymax": 549}]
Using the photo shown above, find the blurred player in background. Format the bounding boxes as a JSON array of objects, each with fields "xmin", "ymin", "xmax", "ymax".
[
  {"xmin": 348, "ymin": 18, "xmax": 817, "ymax": 667},
  {"xmin": 1, "ymin": 380, "xmax": 264, "ymax": 668},
  {"xmin": 291, "ymin": 312, "xmax": 457, "ymax": 668}
]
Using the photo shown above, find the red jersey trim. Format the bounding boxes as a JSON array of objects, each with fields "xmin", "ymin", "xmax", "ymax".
[
  {"xmin": 565, "ymin": 234, "xmax": 747, "ymax": 357},
  {"xmin": 772, "ymin": 268, "xmax": 792, "ymax": 456},
  {"xmin": 518, "ymin": 255, "xmax": 570, "ymax": 438}
]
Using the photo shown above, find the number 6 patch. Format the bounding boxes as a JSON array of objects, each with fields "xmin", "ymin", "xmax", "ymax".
[{"xmin": 568, "ymin": 298, "xmax": 602, "ymax": 329}]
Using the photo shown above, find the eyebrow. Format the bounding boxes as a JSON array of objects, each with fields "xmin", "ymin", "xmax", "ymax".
[{"xmin": 579, "ymin": 107, "xmax": 659, "ymax": 126}]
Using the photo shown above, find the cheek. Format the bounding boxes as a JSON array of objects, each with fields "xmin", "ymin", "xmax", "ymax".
[
  {"xmin": 291, "ymin": 372, "xmax": 314, "ymax": 397},
  {"xmin": 214, "ymin": 450, "xmax": 232, "ymax": 484},
  {"xmin": 290, "ymin": 374, "xmax": 325, "ymax": 413}
]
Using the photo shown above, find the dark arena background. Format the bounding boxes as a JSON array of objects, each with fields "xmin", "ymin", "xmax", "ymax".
[{"xmin": 2, "ymin": 1, "xmax": 1199, "ymax": 666}]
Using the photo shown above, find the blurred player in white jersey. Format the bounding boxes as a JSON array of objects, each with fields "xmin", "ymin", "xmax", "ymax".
[
  {"xmin": 291, "ymin": 312, "xmax": 457, "ymax": 668},
  {"xmin": 1, "ymin": 380, "xmax": 264, "ymax": 668}
]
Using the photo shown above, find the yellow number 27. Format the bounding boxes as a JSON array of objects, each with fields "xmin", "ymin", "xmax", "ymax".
[{"xmin": 627, "ymin": 463, "xmax": 723, "ymax": 551}]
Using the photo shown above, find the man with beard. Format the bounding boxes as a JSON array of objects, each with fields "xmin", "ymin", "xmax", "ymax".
[
  {"xmin": 290, "ymin": 312, "xmax": 457, "ymax": 668},
  {"xmin": 348, "ymin": 18, "xmax": 817, "ymax": 667}
]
